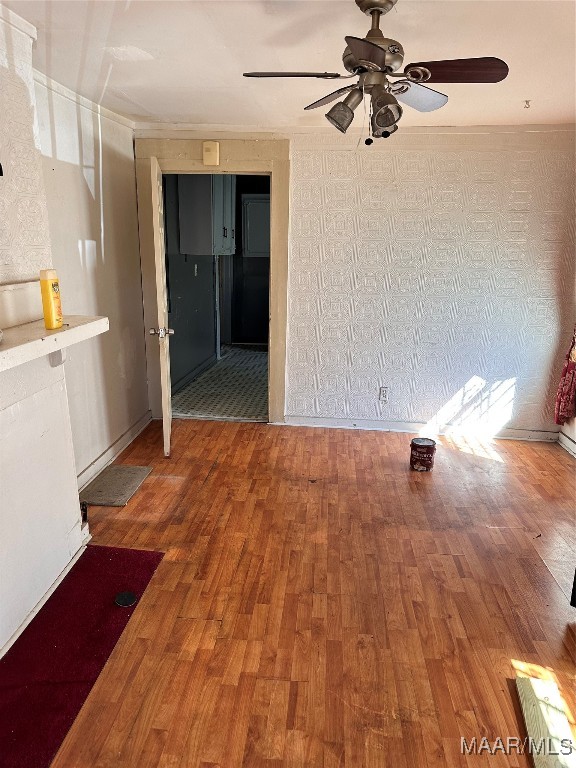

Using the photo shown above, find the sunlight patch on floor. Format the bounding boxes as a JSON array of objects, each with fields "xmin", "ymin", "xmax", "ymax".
[{"xmin": 512, "ymin": 659, "xmax": 576, "ymax": 737}]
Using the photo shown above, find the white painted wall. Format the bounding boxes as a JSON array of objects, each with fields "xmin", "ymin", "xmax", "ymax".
[
  {"xmin": 286, "ymin": 128, "xmax": 576, "ymax": 440},
  {"xmin": 0, "ymin": 7, "xmax": 50, "ymax": 282},
  {"xmin": 0, "ymin": 356, "xmax": 85, "ymax": 652},
  {"xmin": 0, "ymin": 4, "xmax": 149, "ymax": 654},
  {"xmin": 0, "ymin": 8, "xmax": 85, "ymax": 654},
  {"xmin": 34, "ymin": 77, "xmax": 150, "ymax": 486}
]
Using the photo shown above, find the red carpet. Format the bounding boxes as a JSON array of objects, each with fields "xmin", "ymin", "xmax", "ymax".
[{"xmin": 0, "ymin": 544, "xmax": 163, "ymax": 768}]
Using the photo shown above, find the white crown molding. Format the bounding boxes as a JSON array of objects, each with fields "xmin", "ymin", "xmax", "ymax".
[
  {"xmin": 287, "ymin": 124, "xmax": 576, "ymax": 151},
  {"xmin": 33, "ymin": 71, "xmax": 135, "ymax": 131},
  {"xmin": 134, "ymin": 121, "xmax": 576, "ymax": 143},
  {"xmin": 134, "ymin": 124, "xmax": 292, "ymax": 140},
  {"xmin": 0, "ymin": 4, "xmax": 37, "ymax": 41}
]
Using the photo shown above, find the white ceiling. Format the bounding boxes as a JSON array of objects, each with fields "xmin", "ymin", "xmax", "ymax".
[{"xmin": 4, "ymin": 0, "xmax": 576, "ymax": 129}]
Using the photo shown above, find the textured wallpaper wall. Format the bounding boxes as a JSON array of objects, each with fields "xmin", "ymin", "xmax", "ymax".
[
  {"xmin": 0, "ymin": 15, "xmax": 52, "ymax": 284},
  {"xmin": 286, "ymin": 130, "xmax": 575, "ymax": 436}
]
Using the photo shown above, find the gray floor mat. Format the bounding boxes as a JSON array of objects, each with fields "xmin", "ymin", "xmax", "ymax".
[{"xmin": 80, "ymin": 465, "xmax": 152, "ymax": 507}]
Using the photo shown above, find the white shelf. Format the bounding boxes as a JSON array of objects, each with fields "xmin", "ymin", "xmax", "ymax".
[{"xmin": 0, "ymin": 315, "xmax": 109, "ymax": 373}]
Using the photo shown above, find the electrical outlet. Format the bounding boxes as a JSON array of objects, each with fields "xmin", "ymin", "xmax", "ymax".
[{"xmin": 378, "ymin": 386, "xmax": 389, "ymax": 403}]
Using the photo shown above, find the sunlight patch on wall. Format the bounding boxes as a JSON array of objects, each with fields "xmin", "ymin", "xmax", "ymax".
[
  {"xmin": 78, "ymin": 239, "xmax": 97, "ymax": 269},
  {"xmin": 77, "ymin": 240, "xmax": 99, "ymax": 311},
  {"xmin": 52, "ymin": 95, "xmax": 80, "ymax": 165},
  {"xmin": 36, "ymin": 82, "xmax": 98, "ymax": 201},
  {"xmin": 0, "ymin": 18, "xmax": 8, "ymax": 70},
  {"xmin": 419, "ymin": 375, "xmax": 517, "ymax": 445},
  {"xmin": 80, "ymin": 104, "xmax": 96, "ymax": 199}
]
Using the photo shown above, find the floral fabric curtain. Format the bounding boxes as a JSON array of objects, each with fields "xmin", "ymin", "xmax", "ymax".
[{"xmin": 555, "ymin": 326, "xmax": 576, "ymax": 425}]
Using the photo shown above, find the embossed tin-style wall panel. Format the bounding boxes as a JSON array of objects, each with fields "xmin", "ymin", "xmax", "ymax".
[
  {"xmin": 286, "ymin": 132, "xmax": 575, "ymax": 435},
  {"xmin": 0, "ymin": 17, "xmax": 52, "ymax": 284}
]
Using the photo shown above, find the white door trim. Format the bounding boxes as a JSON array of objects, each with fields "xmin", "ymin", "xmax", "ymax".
[{"xmin": 134, "ymin": 138, "xmax": 290, "ymax": 424}]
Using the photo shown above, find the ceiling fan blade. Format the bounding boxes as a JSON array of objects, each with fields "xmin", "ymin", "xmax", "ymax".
[
  {"xmin": 304, "ymin": 85, "xmax": 357, "ymax": 110},
  {"xmin": 244, "ymin": 71, "xmax": 343, "ymax": 79},
  {"xmin": 345, "ymin": 36, "xmax": 388, "ymax": 72},
  {"xmin": 394, "ymin": 83, "xmax": 448, "ymax": 112},
  {"xmin": 404, "ymin": 57, "xmax": 509, "ymax": 83}
]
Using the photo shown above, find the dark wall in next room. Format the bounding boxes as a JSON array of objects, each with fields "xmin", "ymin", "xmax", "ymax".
[
  {"xmin": 233, "ymin": 175, "xmax": 270, "ymax": 345},
  {"xmin": 163, "ymin": 175, "xmax": 216, "ymax": 394}
]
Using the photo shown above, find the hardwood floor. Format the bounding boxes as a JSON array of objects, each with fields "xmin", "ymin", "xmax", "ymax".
[{"xmin": 53, "ymin": 421, "xmax": 576, "ymax": 767}]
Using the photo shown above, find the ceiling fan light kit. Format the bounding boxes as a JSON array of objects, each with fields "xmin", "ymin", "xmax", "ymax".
[
  {"xmin": 325, "ymin": 88, "xmax": 364, "ymax": 133},
  {"xmin": 371, "ymin": 88, "xmax": 403, "ymax": 132},
  {"xmin": 244, "ymin": 0, "xmax": 509, "ymax": 141}
]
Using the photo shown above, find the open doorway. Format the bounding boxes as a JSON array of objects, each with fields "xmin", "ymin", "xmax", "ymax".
[
  {"xmin": 135, "ymin": 138, "xmax": 289, "ymax": 455},
  {"xmin": 162, "ymin": 173, "xmax": 270, "ymax": 422}
]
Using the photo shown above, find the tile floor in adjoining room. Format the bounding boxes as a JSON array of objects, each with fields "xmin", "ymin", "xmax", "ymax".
[{"xmin": 172, "ymin": 344, "xmax": 268, "ymax": 422}]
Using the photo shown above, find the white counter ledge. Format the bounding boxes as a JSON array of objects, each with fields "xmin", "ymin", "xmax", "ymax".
[{"xmin": 0, "ymin": 315, "xmax": 109, "ymax": 373}]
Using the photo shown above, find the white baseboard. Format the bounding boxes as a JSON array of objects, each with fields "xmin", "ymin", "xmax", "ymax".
[
  {"xmin": 559, "ymin": 431, "xmax": 576, "ymax": 457},
  {"xmin": 0, "ymin": 544, "xmax": 87, "ymax": 659},
  {"xmin": 283, "ymin": 416, "xmax": 559, "ymax": 442},
  {"xmin": 77, "ymin": 411, "xmax": 152, "ymax": 491},
  {"xmin": 283, "ymin": 416, "xmax": 422, "ymax": 432}
]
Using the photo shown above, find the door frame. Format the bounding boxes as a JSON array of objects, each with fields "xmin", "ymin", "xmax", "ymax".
[{"xmin": 134, "ymin": 138, "xmax": 290, "ymax": 425}]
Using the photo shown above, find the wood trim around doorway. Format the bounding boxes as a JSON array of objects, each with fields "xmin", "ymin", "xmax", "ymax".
[{"xmin": 134, "ymin": 138, "xmax": 290, "ymax": 424}]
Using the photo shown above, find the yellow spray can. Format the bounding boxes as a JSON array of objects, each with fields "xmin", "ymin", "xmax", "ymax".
[{"xmin": 40, "ymin": 269, "xmax": 63, "ymax": 329}]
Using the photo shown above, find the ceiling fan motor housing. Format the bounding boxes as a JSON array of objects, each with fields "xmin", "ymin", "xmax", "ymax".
[
  {"xmin": 355, "ymin": 0, "xmax": 399, "ymax": 15},
  {"xmin": 343, "ymin": 36, "xmax": 404, "ymax": 74}
]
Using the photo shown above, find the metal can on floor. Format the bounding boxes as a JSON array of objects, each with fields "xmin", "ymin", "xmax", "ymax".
[{"xmin": 410, "ymin": 438, "xmax": 436, "ymax": 471}]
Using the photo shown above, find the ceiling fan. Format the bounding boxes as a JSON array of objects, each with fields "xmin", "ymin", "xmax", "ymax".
[{"xmin": 244, "ymin": 0, "xmax": 509, "ymax": 140}]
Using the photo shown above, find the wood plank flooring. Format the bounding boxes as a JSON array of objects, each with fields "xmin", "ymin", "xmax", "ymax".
[{"xmin": 52, "ymin": 421, "xmax": 576, "ymax": 767}]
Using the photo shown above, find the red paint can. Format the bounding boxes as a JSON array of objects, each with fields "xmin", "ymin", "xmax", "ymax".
[{"xmin": 410, "ymin": 438, "xmax": 436, "ymax": 471}]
